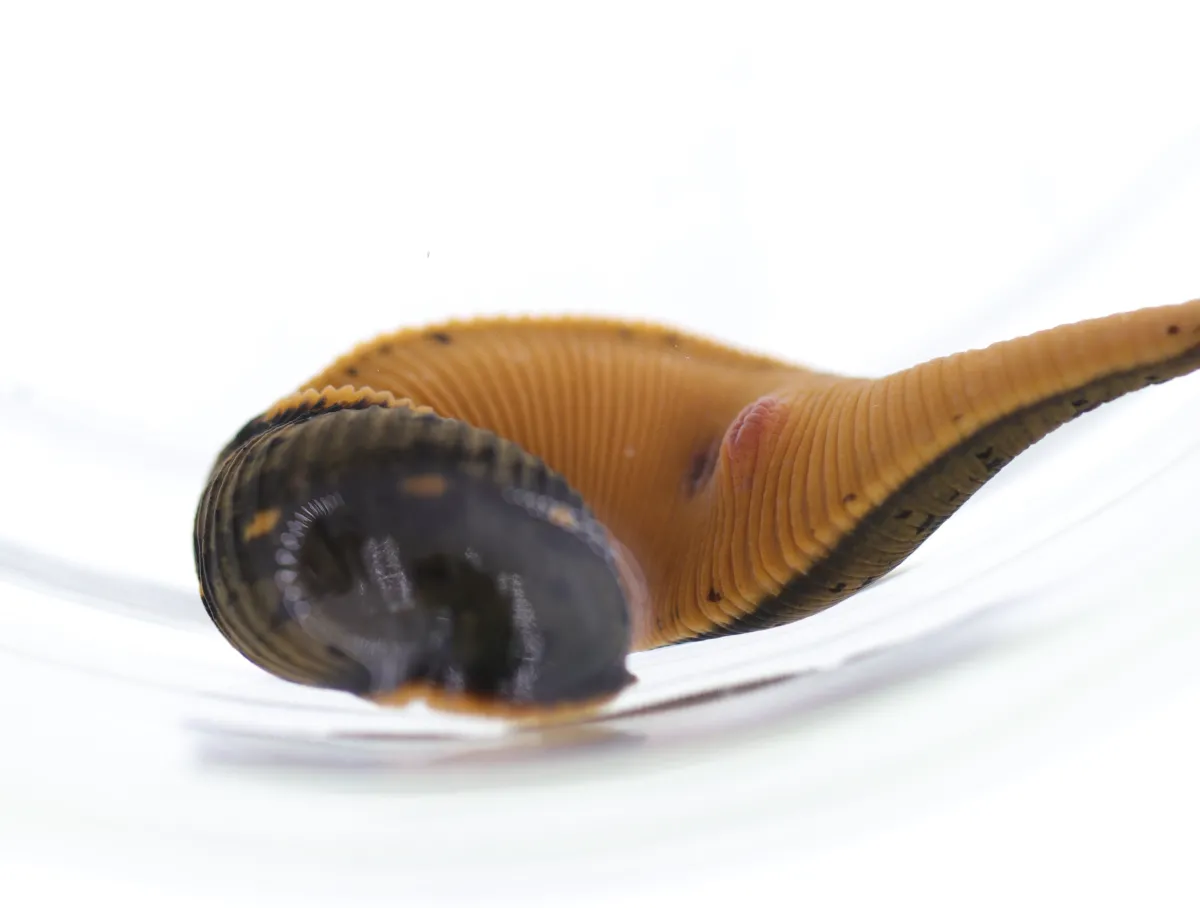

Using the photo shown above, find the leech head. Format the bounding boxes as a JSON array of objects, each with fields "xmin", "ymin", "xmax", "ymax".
[
  {"xmin": 726, "ymin": 394, "xmax": 786, "ymax": 463},
  {"xmin": 683, "ymin": 395, "xmax": 788, "ymax": 500},
  {"xmin": 195, "ymin": 402, "xmax": 637, "ymax": 718},
  {"xmin": 716, "ymin": 394, "xmax": 790, "ymax": 495}
]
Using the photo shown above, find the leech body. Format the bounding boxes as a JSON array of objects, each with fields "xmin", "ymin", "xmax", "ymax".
[{"xmin": 195, "ymin": 299, "xmax": 1200, "ymax": 718}]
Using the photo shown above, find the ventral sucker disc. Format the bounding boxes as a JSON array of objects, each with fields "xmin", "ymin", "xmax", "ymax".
[{"xmin": 196, "ymin": 401, "xmax": 637, "ymax": 718}]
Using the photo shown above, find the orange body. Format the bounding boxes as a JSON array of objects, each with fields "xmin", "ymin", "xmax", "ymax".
[{"xmin": 288, "ymin": 301, "xmax": 1200, "ymax": 649}]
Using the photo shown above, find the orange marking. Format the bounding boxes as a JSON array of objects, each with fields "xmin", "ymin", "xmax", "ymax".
[
  {"xmin": 242, "ymin": 509, "xmax": 281, "ymax": 541},
  {"xmin": 401, "ymin": 474, "xmax": 449, "ymax": 498}
]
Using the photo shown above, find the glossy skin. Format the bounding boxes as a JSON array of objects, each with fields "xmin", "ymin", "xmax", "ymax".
[{"xmin": 195, "ymin": 300, "xmax": 1200, "ymax": 718}]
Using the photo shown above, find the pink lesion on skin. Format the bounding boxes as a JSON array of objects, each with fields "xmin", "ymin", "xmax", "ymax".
[{"xmin": 722, "ymin": 395, "xmax": 786, "ymax": 489}]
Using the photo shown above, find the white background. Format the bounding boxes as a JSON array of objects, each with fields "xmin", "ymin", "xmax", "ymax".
[{"xmin": 2, "ymin": 2, "xmax": 1200, "ymax": 906}]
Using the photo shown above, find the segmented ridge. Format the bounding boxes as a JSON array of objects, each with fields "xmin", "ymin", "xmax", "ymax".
[{"xmin": 702, "ymin": 336, "xmax": 1200, "ymax": 636}]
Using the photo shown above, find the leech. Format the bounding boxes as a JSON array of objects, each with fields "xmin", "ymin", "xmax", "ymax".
[{"xmin": 194, "ymin": 299, "xmax": 1200, "ymax": 718}]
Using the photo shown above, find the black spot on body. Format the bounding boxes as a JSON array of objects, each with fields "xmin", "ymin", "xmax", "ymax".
[
  {"xmin": 895, "ymin": 509, "xmax": 913, "ymax": 520},
  {"xmin": 707, "ymin": 587, "xmax": 722, "ymax": 603},
  {"xmin": 347, "ymin": 367, "xmax": 359, "ymax": 378},
  {"xmin": 975, "ymin": 446, "xmax": 1006, "ymax": 472},
  {"xmin": 842, "ymin": 493, "xmax": 858, "ymax": 505},
  {"xmin": 429, "ymin": 332, "xmax": 453, "ymax": 345},
  {"xmin": 829, "ymin": 582, "xmax": 847, "ymax": 593},
  {"xmin": 684, "ymin": 441, "xmax": 719, "ymax": 495},
  {"xmin": 1167, "ymin": 325, "xmax": 1180, "ymax": 336},
  {"xmin": 917, "ymin": 513, "xmax": 949, "ymax": 534}
]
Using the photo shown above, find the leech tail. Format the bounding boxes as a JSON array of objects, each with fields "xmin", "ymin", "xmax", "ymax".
[{"xmin": 734, "ymin": 299, "xmax": 1200, "ymax": 632}]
